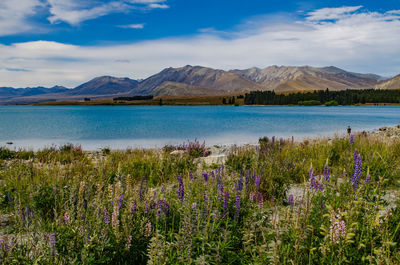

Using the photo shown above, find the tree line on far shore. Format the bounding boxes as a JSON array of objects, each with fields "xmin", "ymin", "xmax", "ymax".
[{"xmin": 244, "ymin": 89, "xmax": 400, "ymax": 105}]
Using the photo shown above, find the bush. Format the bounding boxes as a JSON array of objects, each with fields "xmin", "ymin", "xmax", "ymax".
[
  {"xmin": 325, "ymin": 100, "xmax": 339, "ymax": 106},
  {"xmin": 298, "ymin": 100, "xmax": 321, "ymax": 106}
]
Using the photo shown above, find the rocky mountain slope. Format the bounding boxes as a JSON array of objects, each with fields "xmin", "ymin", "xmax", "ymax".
[
  {"xmin": 0, "ymin": 65, "xmax": 391, "ymax": 103},
  {"xmin": 131, "ymin": 65, "xmax": 263, "ymax": 95},
  {"xmin": 230, "ymin": 66, "xmax": 380, "ymax": 92},
  {"xmin": 376, "ymin": 74, "xmax": 400, "ymax": 90}
]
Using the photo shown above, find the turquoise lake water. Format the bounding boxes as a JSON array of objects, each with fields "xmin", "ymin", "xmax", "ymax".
[{"xmin": 0, "ymin": 106, "xmax": 399, "ymax": 150}]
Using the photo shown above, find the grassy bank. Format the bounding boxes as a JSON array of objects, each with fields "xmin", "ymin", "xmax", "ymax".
[{"xmin": 0, "ymin": 134, "xmax": 399, "ymax": 264}]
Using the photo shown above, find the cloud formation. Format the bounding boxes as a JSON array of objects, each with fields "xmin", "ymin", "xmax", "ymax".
[
  {"xmin": 47, "ymin": 0, "xmax": 169, "ymax": 25},
  {"xmin": 1, "ymin": 6, "xmax": 400, "ymax": 87},
  {"xmin": 0, "ymin": 0, "xmax": 44, "ymax": 36},
  {"xmin": 0, "ymin": 0, "xmax": 168, "ymax": 33},
  {"xmin": 118, "ymin": 23, "xmax": 145, "ymax": 29}
]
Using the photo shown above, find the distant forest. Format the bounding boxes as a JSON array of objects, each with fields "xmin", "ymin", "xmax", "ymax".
[{"xmin": 244, "ymin": 89, "xmax": 400, "ymax": 105}]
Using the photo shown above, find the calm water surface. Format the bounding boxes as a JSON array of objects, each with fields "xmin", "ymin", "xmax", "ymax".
[{"xmin": 0, "ymin": 106, "xmax": 399, "ymax": 150}]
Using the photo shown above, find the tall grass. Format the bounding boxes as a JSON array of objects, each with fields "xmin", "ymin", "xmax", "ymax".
[{"xmin": 0, "ymin": 135, "xmax": 399, "ymax": 264}]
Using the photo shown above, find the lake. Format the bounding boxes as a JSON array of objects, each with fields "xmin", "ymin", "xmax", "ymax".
[{"xmin": 0, "ymin": 106, "xmax": 399, "ymax": 150}]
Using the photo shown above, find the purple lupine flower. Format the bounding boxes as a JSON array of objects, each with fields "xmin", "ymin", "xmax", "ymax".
[
  {"xmin": 323, "ymin": 161, "xmax": 330, "ymax": 181},
  {"xmin": 157, "ymin": 200, "xmax": 163, "ymax": 219},
  {"xmin": 177, "ymin": 175, "xmax": 184, "ymax": 203},
  {"xmin": 161, "ymin": 185, "xmax": 166, "ymax": 193},
  {"xmin": 352, "ymin": 150, "xmax": 362, "ymax": 190},
  {"xmin": 189, "ymin": 173, "xmax": 194, "ymax": 180},
  {"xmin": 203, "ymin": 193, "xmax": 209, "ymax": 217},
  {"xmin": 309, "ymin": 166, "xmax": 316, "ymax": 189},
  {"xmin": 50, "ymin": 234, "xmax": 57, "ymax": 256},
  {"xmin": 104, "ymin": 208, "xmax": 110, "ymax": 224},
  {"xmin": 163, "ymin": 202, "xmax": 170, "ymax": 216},
  {"xmin": 319, "ymin": 182, "xmax": 324, "ymax": 192},
  {"xmin": 118, "ymin": 193, "xmax": 125, "ymax": 209},
  {"xmin": 223, "ymin": 191, "xmax": 229, "ymax": 217},
  {"xmin": 219, "ymin": 183, "xmax": 224, "ymax": 200},
  {"xmin": 130, "ymin": 201, "xmax": 136, "ymax": 214},
  {"xmin": 202, "ymin": 173, "xmax": 208, "ymax": 182},
  {"xmin": 255, "ymin": 175, "xmax": 261, "ymax": 190},
  {"xmin": 350, "ymin": 134, "xmax": 355, "ymax": 145},
  {"xmin": 288, "ymin": 194, "xmax": 294, "ymax": 205},
  {"xmin": 235, "ymin": 176, "xmax": 243, "ymax": 191},
  {"xmin": 234, "ymin": 194, "xmax": 241, "ymax": 221}
]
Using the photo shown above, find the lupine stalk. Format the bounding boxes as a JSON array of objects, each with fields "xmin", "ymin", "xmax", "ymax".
[
  {"xmin": 223, "ymin": 191, "xmax": 229, "ymax": 217},
  {"xmin": 323, "ymin": 159, "xmax": 330, "ymax": 181},
  {"xmin": 234, "ymin": 193, "xmax": 241, "ymax": 221},
  {"xmin": 177, "ymin": 175, "xmax": 184, "ymax": 203},
  {"xmin": 352, "ymin": 150, "xmax": 362, "ymax": 190}
]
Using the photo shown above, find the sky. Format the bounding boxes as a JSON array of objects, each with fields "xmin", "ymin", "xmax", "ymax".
[{"xmin": 1, "ymin": 0, "xmax": 400, "ymax": 88}]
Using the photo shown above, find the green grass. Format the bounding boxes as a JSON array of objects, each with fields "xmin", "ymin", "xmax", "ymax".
[{"xmin": 0, "ymin": 134, "xmax": 399, "ymax": 264}]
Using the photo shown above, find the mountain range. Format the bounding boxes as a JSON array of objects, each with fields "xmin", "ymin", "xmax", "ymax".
[{"xmin": 0, "ymin": 65, "xmax": 398, "ymax": 104}]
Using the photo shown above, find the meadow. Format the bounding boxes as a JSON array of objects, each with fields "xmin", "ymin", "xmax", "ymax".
[{"xmin": 0, "ymin": 134, "xmax": 399, "ymax": 264}]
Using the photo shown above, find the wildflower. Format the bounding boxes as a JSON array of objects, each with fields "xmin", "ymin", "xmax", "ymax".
[
  {"xmin": 329, "ymin": 211, "xmax": 347, "ymax": 244},
  {"xmin": 112, "ymin": 204, "xmax": 120, "ymax": 230},
  {"xmin": 145, "ymin": 222, "xmax": 152, "ymax": 237},
  {"xmin": 189, "ymin": 173, "xmax": 194, "ymax": 180},
  {"xmin": 223, "ymin": 191, "xmax": 229, "ymax": 217},
  {"xmin": 145, "ymin": 200, "xmax": 149, "ymax": 214},
  {"xmin": 104, "ymin": 208, "xmax": 110, "ymax": 224},
  {"xmin": 288, "ymin": 194, "xmax": 294, "ymax": 205},
  {"xmin": 202, "ymin": 173, "xmax": 208, "ymax": 182},
  {"xmin": 323, "ymin": 160, "xmax": 330, "ymax": 181},
  {"xmin": 309, "ymin": 166, "xmax": 316, "ymax": 189},
  {"xmin": 63, "ymin": 212, "xmax": 70, "ymax": 222},
  {"xmin": 203, "ymin": 193, "xmax": 209, "ymax": 217},
  {"xmin": 192, "ymin": 202, "xmax": 197, "ymax": 210},
  {"xmin": 235, "ymin": 176, "xmax": 243, "ymax": 191},
  {"xmin": 349, "ymin": 134, "xmax": 355, "ymax": 145},
  {"xmin": 256, "ymin": 192, "xmax": 263, "ymax": 208},
  {"xmin": 126, "ymin": 235, "xmax": 132, "ymax": 250},
  {"xmin": 255, "ymin": 175, "xmax": 261, "ymax": 190},
  {"xmin": 219, "ymin": 183, "xmax": 224, "ymax": 200},
  {"xmin": 50, "ymin": 233, "xmax": 57, "ymax": 256},
  {"xmin": 177, "ymin": 175, "xmax": 184, "ymax": 203},
  {"xmin": 234, "ymin": 193, "xmax": 241, "ymax": 221},
  {"xmin": 352, "ymin": 150, "xmax": 362, "ymax": 190},
  {"xmin": 118, "ymin": 193, "xmax": 124, "ymax": 209},
  {"xmin": 130, "ymin": 201, "xmax": 136, "ymax": 214}
]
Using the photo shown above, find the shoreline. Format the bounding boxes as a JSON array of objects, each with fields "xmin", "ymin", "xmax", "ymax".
[{"xmin": 2, "ymin": 124, "xmax": 399, "ymax": 153}]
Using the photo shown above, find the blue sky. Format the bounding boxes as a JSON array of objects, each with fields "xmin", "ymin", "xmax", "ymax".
[{"xmin": 0, "ymin": 0, "xmax": 400, "ymax": 87}]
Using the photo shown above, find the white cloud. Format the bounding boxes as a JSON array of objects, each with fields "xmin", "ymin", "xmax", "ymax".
[
  {"xmin": 0, "ymin": 0, "xmax": 44, "ymax": 36},
  {"xmin": 0, "ymin": 0, "xmax": 169, "ymax": 33},
  {"xmin": 306, "ymin": 6, "xmax": 363, "ymax": 21},
  {"xmin": 1, "ymin": 6, "xmax": 400, "ymax": 87},
  {"xmin": 148, "ymin": 3, "xmax": 169, "ymax": 9},
  {"xmin": 118, "ymin": 23, "xmax": 145, "ymax": 29},
  {"xmin": 46, "ymin": 0, "xmax": 168, "ymax": 25}
]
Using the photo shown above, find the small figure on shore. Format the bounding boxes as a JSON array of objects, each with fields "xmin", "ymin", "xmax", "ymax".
[{"xmin": 347, "ymin": 126, "xmax": 351, "ymax": 135}]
